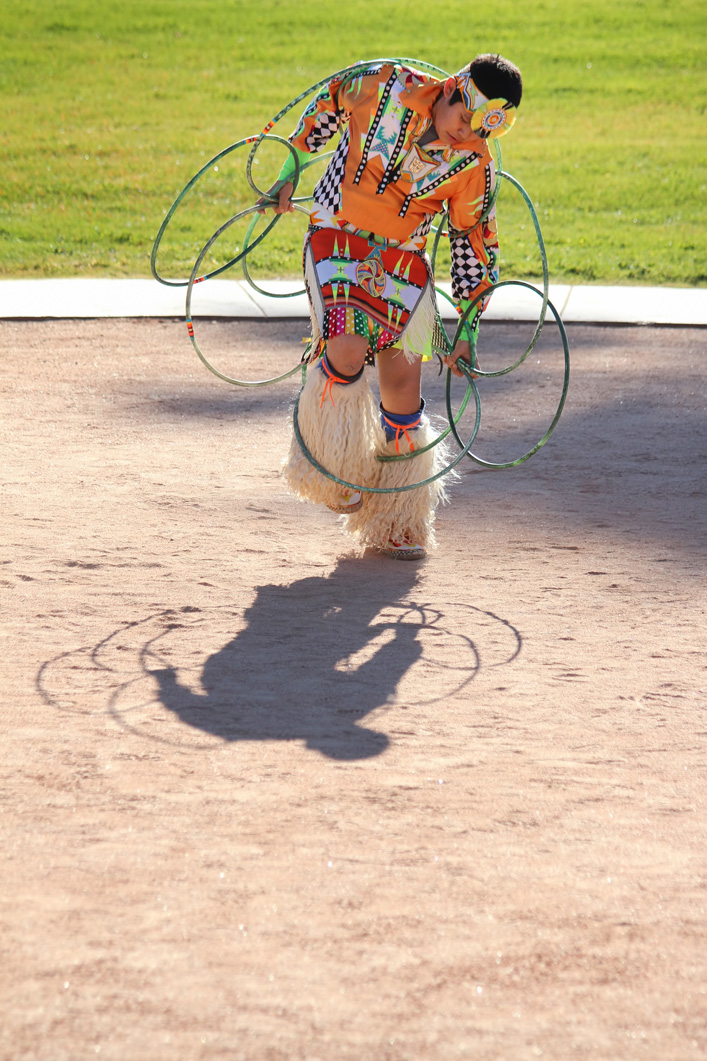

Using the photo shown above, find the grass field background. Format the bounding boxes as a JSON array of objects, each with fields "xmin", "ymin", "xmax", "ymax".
[{"xmin": 2, "ymin": 0, "xmax": 705, "ymax": 285}]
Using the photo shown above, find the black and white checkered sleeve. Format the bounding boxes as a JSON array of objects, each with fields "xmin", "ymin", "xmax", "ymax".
[
  {"xmin": 449, "ymin": 231, "xmax": 487, "ymax": 303},
  {"xmin": 447, "ymin": 155, "xmax": 500, "ymax": 311},
  {"xmin": 449, "ymin": 205, "xmax": 500, "ymax": 308},
  {"xmin": 290, "ymin": 85, "xmax": 343, "ymax": 154},
  {"xmin": 304, "ymin": 109, "xmax": 341, "ymax": 151}
]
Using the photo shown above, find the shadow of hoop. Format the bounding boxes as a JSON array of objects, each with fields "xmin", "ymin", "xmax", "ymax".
[{"xmin": 37, "ymin": 558, "xmax": 522, "ymax": 760}]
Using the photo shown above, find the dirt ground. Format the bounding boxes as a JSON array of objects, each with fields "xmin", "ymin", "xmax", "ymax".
[{"xmin": 1, "ymin": 317, "xmax": 706, "ymax": 1061}]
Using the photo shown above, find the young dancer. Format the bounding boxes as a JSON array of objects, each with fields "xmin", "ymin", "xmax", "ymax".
[{"xmin": 270, "ymin": 54, "xmax": 522, "ymax": 559}]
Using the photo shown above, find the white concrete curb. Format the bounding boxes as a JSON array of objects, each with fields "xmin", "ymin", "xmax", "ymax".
[{"xmin": 0, "ymin": 278, "xmax": 705, "ymax": 326}]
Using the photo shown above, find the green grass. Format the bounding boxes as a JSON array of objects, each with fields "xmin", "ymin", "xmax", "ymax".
[{"xmin": 2, "ymin": 0, "xmax": 705, "ymax": 285}]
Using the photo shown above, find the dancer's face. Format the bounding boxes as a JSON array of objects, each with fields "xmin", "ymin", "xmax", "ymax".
[{"xmin": 432, "ymin": 78, "xmax": 486, "ymax": 150}]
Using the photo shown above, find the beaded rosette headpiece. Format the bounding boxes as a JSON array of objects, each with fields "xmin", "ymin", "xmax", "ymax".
[{"xmin": 454, "ymin": 72, "xmax": 516, "ymax": 139}]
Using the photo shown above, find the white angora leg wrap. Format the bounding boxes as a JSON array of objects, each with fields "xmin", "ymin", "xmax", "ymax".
[
  {"xmin": 283, "ymin": 362, "xmax": 384, "ymax": 508},
  {"xmin": 341, "ymin": 413, "xmax": 455, "ymax": 550}
]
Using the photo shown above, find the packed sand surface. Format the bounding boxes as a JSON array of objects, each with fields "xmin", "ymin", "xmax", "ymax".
[{"xmin": 2, "ymin": 317, "xmax": 706, "ymax": 1060}]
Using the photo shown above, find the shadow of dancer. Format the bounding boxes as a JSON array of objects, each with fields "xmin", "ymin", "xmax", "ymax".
[{"xmin": 149, "ymin": 557, "xmax": 425, "ymax": 760}]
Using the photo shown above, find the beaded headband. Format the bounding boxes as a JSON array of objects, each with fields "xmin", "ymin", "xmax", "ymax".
[{"xmin": 454, "ymin": 72, "xmax": 517, "ymax": 139}]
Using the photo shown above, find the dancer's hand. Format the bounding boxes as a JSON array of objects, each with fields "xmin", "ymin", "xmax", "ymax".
[
  {"xmin": 443, "ymin": 340, "xmax": 477, "ymax": 379},
  {"xmin": 256, "ymin": 181, "xmax": 294, "ymax": 215}
]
